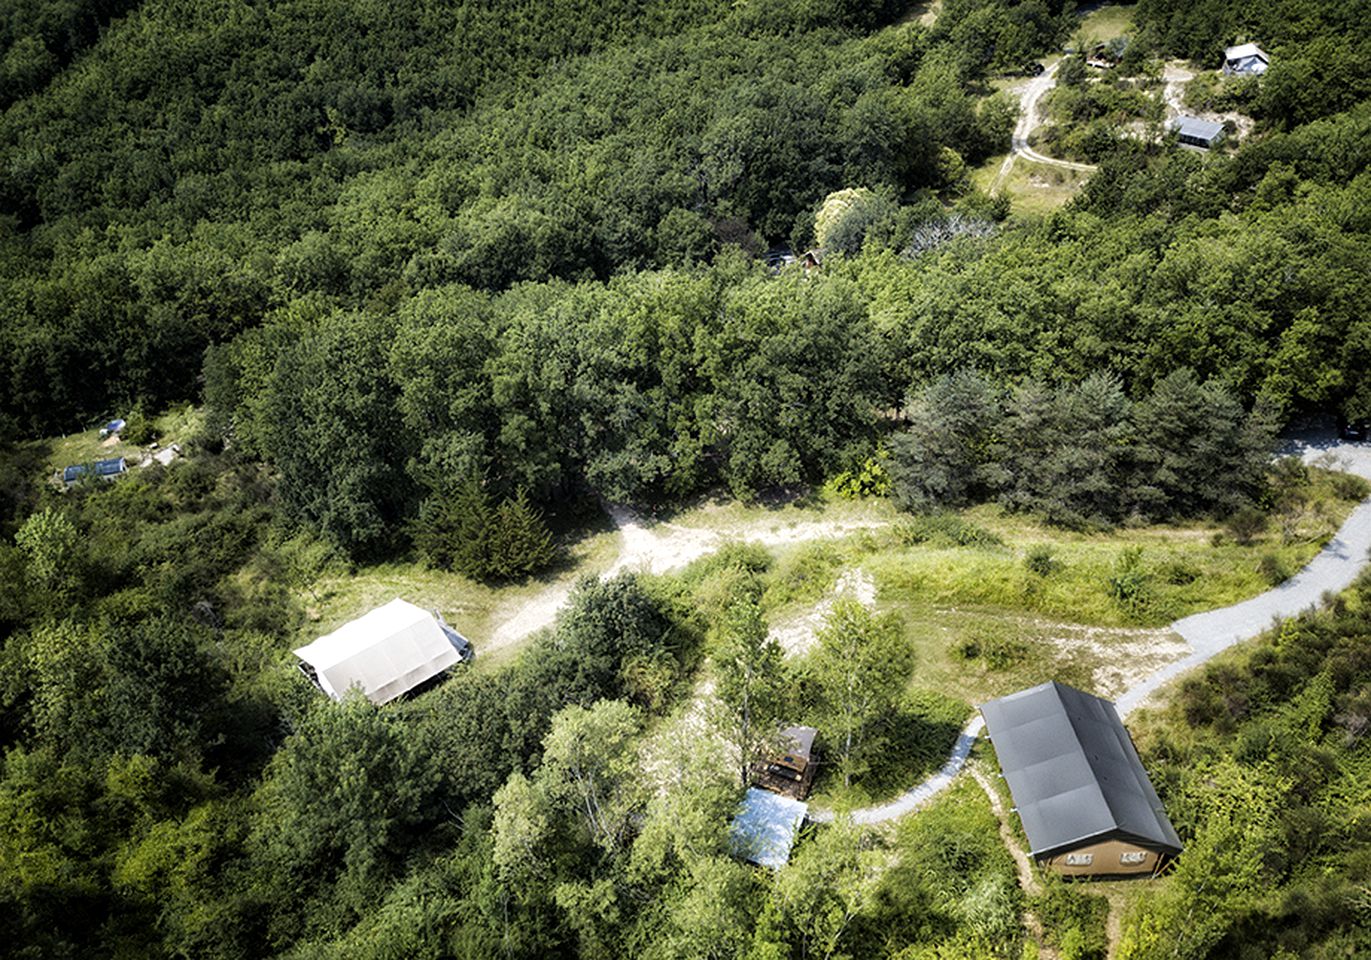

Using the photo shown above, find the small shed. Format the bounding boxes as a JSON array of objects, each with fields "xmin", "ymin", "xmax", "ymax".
[
  {"xmin": 1223, "ymin": 43, "xmax": 1269, "ymax": 76},
  {"xmin": 99, "ymin": 418, "xmax": 126, "ymax": 439},
  {"xmin": 63, "ymin": 457, "xmax": 128, "ymax": 484},
  {"xmin": 1173, "ymin": 115, "xmax": 1226, "ymax": 149},
  {"xmin": 980, "ymin": 681, "xmax": 1182, "ymax": 879},
  {"xmin": 730, "ymin": 787, "xmax": 808, "ymax": 869},
  {"xmin": 293, "ymin": 598, "xmax": 473, "ymax": 705},
  {"xmin": 754, "ymin": 725, "xmax": 819, "ymax": 800}
]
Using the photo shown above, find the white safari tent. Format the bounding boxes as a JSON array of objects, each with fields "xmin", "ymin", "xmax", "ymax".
[{"xmin": 294, "ymin": 598, "xmax": 472, "ymax": 704}]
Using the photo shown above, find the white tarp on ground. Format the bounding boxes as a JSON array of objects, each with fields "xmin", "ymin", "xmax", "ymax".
[
  {"xmin": 730, "ymin": 787, "xmax": 808, "ymax": 869},
  {"xmin": 294, "ymin": 598, "xmax": 467, "ymax": 704}
]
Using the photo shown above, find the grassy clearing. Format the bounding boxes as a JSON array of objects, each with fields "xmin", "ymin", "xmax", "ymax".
[
  {"xmin": 35, "ymin": 404, "xmax": 204, "ymax": 480},
  {"xmin": 1076, "ymin": 3, "xmax": 1137, "ymax": 47},
  {"xmin": 301, "ymin": 525, "xmax": 622, "ymax": 671},
  {"xmin": 973, "ymin": 153, "xmax": 1090, "ymax": 215},
  {"xmin": 660, "ymin": 489, "xmax": 898, "ymax": 536}
]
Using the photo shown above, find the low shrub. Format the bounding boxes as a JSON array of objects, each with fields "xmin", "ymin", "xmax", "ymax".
[
  {"xmin": 895, "ymin": 513, "xmax": 1005, "ymax": 549},
  {"xmin": 825, "ymin": 453, "xmax": 890, "ymax": 500},
  {"xmin": 1024, "ymin": 545, "xmax": 1060, "ymax": 577},
  {"xmin": 762, "ymin": 542, "xmax": 841, "ymax": 607},
  {"xmin": 1330, "ymin": 472, "xmax": 1370, "ymax": 501},
  {"xmin": 1107, "ymin": 546, "xmax": 1150, "ymax": 613},
  {"xmin": 1225, "ymin": 505, "xmax": 1268, "ymax": 545},
  {"xmin": 1258, "ymin": 552, "xmax": 1293, "ymax": 586},
  {"xmin": 955, "ymin": 634, "xmax": 1028, "ymax": 670},
  {"xmin": 1160, "ymin": 557, "xmax": 1200, "ymax": 585}
]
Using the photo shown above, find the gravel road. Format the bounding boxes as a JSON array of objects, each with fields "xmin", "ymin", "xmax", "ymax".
[{"xmin": 831, "ymin": 430, "xmax": 1371, "ymax": 822}]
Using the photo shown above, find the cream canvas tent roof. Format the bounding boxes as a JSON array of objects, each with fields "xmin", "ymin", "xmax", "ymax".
[{"xmin": 294, "ymin": 598, "xmax": 468, "ymax": 704}]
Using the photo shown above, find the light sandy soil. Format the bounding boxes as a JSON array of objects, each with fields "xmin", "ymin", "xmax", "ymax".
[
  {"xmin": 1045, "ymin": 623, "xmax": 1191, "ymax": 699},
  {"xmin": 1162, "ymin": 61, "xmax": 1255, "ymax": 139},
  {"xmin": 482, "ymin": 505, "xmax": 889, "ymax": 658},
  {"xmin": 994, "ymin": 61, "xmax": 1099, "ymax": 194},
  {"xmin": 768, "ymin": 568, "xmax": 877, "ymax": 658}
]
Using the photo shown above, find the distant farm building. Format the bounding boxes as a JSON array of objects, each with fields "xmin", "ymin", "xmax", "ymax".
[
  {"xmin": 1173, "ymin": 115, "xmax": 1226, "ymax": 150},
  {"xmin": 63, "ymin": 457, "xmax": 127, "ymax": 484},
  {"xmin": 980, "ymin": 681, "xmax": 1183, "ymax": 878},
  {"xmin": 754, "ymin": 725, "xmax": 819, "ymax": 800},
  {"xmin": 99, "ymin": 418, "xmax": 126, "ymax": 439},
  {"xmin": 730, "ymin": 787, "xmax": 808, "ymax": 869},
  {"xmin": 293, "ymin": 598, "xmax": 473, "ymax": 705},
  {"xmin": 1223, "ymin": 43, "xmax": 1270, "ymax": 76}
]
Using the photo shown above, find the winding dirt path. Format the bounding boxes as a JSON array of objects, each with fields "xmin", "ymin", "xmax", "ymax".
[
  {"xmin": 485, "ymin": 436, "xmax": 1371, "ymax": 830},
  {"xmin": 481, "ymin": 506, "xmax": 888, "ymax": 658},
  {"xmin": 993, "ymin": 61, "xmax": 1099, "ymax": 194}
]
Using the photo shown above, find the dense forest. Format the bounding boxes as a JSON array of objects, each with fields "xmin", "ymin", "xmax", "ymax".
[{"xmin": 3, "ymin": 0, "xmax": 1371, "ymax": 957}]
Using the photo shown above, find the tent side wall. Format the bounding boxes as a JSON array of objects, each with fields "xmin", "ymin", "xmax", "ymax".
[{"xmin": 1039, "ymin": 838, "xmax": 1168, "ymax": 878}]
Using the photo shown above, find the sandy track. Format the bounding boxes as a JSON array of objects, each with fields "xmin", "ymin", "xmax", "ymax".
[
  {"xmin": 769, "ymin": 568, "xmax": 877, "ymax": 658},
  {"xmin": 993, "ymin": 61, "xmax": 1098, "ymax": 195},
  {"xmin": 481, "ymin": 506, "xmax": 888, "ymax": 658},
  {"xmin": 833, "ymin": 433, "xmax": 1371, "ymax": 824}
]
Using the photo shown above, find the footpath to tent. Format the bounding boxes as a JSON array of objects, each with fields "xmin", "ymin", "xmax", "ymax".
[{"xmin": 816, "ymin": 431, "xmax": 1371, "ymax": 825}]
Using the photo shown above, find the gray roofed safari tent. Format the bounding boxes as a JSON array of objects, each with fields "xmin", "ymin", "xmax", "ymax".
[
  {"xmin": 1224, "ymin": 42, "xmax": 1269, "ymax": 75},
  {"xmin": 780, "ymin": 725, "xmax": 816, "ymax": 764},
  {"xmin": 979, "ymin": 681, "xmax": 1182, "ymax": 876},
  {"xmin": 1172, "ymin": 115, "xmax": 1226, "ymax": 149}
]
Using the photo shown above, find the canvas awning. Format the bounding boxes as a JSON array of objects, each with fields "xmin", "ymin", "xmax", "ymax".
[{"xmin": 293, "ymin": 598, "xmax": 469, "ymax": 704}]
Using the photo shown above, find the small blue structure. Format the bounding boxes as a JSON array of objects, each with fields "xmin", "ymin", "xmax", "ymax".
[
  {"xmin": 99, "ymin": 418, "xmax": 127, "ymax": 439},
  {"xmin": 730, "ymin": 787, "xmax": 808, "ymax": 869},
  {"xmin": 63, "ymin": 458, "xmax": 128, "ymax": 484}
]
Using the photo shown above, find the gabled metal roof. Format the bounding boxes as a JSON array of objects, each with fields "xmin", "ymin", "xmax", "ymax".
[
  {"xmin": 1173, "ymin": 116, "xmax": 1226, "ymax": 143},
  {"xmin": 979, "ymin": 681, "xmax": 1183, "ymax": 859},
  {"xmin": 63, "ymin": 458, "xmax": 127, "ymax": 482},
  {"xmin": 779, "ymin": 725, "xmax": 817, "ymax": 765},
  {"xmin": 730, "ymin": 787, "xmax": 808, "ymax": 869},
  {"xmin": 1225, "ymin": 43, "xmax": 1268, "ymax": 62}
]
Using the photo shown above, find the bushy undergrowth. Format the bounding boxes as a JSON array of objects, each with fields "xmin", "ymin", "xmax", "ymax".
[{"xmin": 1120, "ymin": 574, "xmax": 1371, "ymax": 959}]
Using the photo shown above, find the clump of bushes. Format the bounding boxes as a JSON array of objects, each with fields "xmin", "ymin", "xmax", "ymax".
[
  {"xmin": 824, "ymin": 453, "xmax": 890, "ymax": 500},
  {"xmin": 1108, "ymin": 546, "xmax": 1150, "ymax": 615},
  {"xmin": 1024, "ymin": 544, "xmax": 1060, "ymax": 577},
  {"xmin": 895, "ymin": 513, "xmax": 1005, "ymax": 549},
  {"xmin": 763, "ymin": 542, "xmax": 841, "ymax": 606},
  {"xmin": 956, "ymin": 634, "xmax": 1029, "ymax": 670},
  {"xmin": 1330, "ymin": 472, "xmax": 1370, "ymax": 501},
  {"xmin": 1160, "ymin": 556, "xmax": 1200, "ymax": 585},
  {"xmin": 1225, "ymin": 505, "xmax": 1268, "ymax": 545},
  {"xmin": 1033, "ymin": 877, "xmax": 1109, "ymax": 960},
  {"xmin": 1258, "ymin": 552, "xmax": 1293, "ymax": 586}
]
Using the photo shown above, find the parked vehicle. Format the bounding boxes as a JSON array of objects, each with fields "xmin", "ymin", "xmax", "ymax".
[{"xmin": 1340, "ymin": 418, "xmax": 1369, "ymax": 442}]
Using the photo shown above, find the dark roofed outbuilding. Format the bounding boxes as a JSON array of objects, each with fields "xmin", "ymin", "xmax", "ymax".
[
  {"xmin": 1173, "ymin": 115, "xmax": 1226, "ymax": 149},
  {"xmin": 980, "ymin": 681, "xmax": 1182, "ymax": 878}
]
